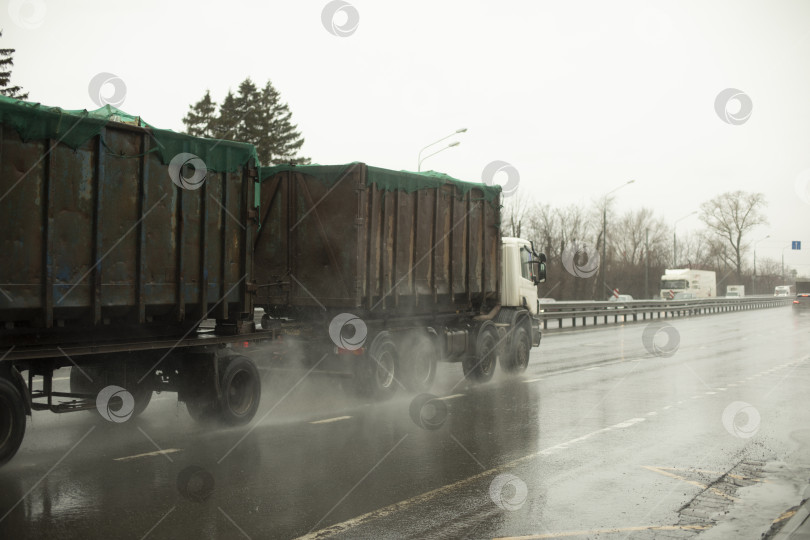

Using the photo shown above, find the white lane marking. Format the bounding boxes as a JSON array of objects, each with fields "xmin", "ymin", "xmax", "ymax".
[
  {"xmin": 691, "ymin": 395, "xmax": 701, "ymax": 399},
  {"xmin": 717, "ymin": 388, "xmax": 726, "ymax": 391},
  {"xmin": 297, "ymin": 416, "xmax": 648, "ymax": 539},
  {"xmin": 705, "ymin": 391, "xmax": 716, "ymax": 395},
  {"xmin": 647, "ymin": 411, "xmax": 657, "ymax": 416},
  {"xmin": 114, "ymin": 449, "xmax": 182, "ymax": 462},
  {"xmin": 523, "ymin": 378, "xmax": 543, "ymax": 383},
  {"xmin": 663, "ymin": 405, "xmax": 672, "ymax": 410},
  {"xmin": 436, "ymin": 394, "xmax": 465, "ymax": 401},
  {"xmin": 585, "ymin": 367, "xmax": 600, "ymax": 371},
  {"xmin": 310, "ymin": 416, "xmax": 352, "ymax": 425}
]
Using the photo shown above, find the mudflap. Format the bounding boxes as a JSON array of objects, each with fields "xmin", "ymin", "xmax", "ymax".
[
  {"xmin": 5, "ymin": 365, "xmax": 31, "ymax": 416},
  {"xmin": 531, "ymin": 316, "xmax": 541, "ymax": 347}
]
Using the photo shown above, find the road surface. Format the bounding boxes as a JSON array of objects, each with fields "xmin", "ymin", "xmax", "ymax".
[{"xmin": 1, "ymin": 307, "xmax": 808, "ymax": 539}]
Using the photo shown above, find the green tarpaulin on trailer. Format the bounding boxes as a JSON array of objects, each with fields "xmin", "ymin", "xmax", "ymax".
[
  {"xmin": 0, "ymin": 95, "xmax": 259, "ymax": 173},
  {"xmin": 259, "ymin": 162, "xmax": 502, "ymax": 203}
]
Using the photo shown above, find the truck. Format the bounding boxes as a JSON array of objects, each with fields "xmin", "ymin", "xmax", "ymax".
[
  {"xmin": 0, "ymin": 96, "xmax": 546, "ymax": 466},
  {"xmin": 726, "ymin": 285, "xmax": 745, "ymax": 297},
  {"xmin": 794, "ymin": 279, "xmax": 810, "ymax": 309},
  {"xmin": 774, "ymin": 285, "xmax": 792, "ymax": 297},
  {"xmin": 660, "ymin": 269, "xmax": 717, "ymax": 299}
]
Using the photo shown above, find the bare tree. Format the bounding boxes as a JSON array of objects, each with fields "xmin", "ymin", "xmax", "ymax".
[
  {"xmin": 698, "ymin": 191, "xmax": 768, "ymax": 281},
  {"xmin": 502, "ymin": 193, "xmax": 533, "ymax": 238}
]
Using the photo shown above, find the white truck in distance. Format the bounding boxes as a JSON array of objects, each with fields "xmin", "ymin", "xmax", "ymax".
[
  {"xmin": 660, "ymin": 269, "xmax": 717, "ymax": 299},
  {"xmin": 726, "ymin": 285, "xmax": 745, "ymax": 297}
]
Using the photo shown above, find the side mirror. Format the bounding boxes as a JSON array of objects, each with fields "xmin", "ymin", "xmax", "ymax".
[{"xmin": 530, "ymin": 258, "xmax": 547, "ymax": 284}]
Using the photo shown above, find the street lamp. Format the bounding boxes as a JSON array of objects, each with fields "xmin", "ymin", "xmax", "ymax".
[
  {"xmin": 418, "ymin": 141, "xmax": 460, "ymax": 172},
  {"xmin": 673, "ymin": 211, "xmax": 697, "ymax": 267},
  {"xmin": 417, "ymin": 128, "xmax": 467, "ymax": 171},
  {"xmin": 601, "ymin": 179, "xmax": 636, "ymax": 296},
  {"xmin": 753, "ymin": 234, "xmax": 770, "ymax": 294}
]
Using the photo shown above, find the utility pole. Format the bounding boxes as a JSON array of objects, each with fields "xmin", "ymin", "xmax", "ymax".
[{"xmin": 645, "ymin": 228, "xmax": 649, "ymax": 299}]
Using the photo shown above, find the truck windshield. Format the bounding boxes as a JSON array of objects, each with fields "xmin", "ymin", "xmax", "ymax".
[{"xmin": 661, "ymin": 280, "xmax": 688, "ymax": 289}]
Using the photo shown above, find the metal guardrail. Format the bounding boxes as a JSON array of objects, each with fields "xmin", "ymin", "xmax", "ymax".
[{"xmin": 538, "ymin": 296, "xmax": 793, "ymax": 330}]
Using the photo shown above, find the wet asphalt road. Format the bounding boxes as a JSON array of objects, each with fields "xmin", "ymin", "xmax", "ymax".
[{"xmin": 1, "ymin": 307, "xmax": 809, "ymax": 539}]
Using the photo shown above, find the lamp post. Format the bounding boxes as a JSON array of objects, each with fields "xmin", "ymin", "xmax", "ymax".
[
  {"xmin": 672, "ymin": 211, "xmax": 697, "ymax": 267},
  {"xmin": 601, "ymin": 180, "xmax": 636, "ymax": 296},
  {"xmin": 418, "ymin": 141, "xmax": 460, "ymax": 172},
  {"xmin": 417, "ymin": 128, "xmax": 467, "ymax": 171},
  {"xmin": 753, "ymin": 234, "xmax": 770, "ymax": 294}
]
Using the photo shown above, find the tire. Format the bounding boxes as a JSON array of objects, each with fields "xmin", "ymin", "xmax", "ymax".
[
  {"xmin": 350, "ymin": 333, "xmax": 401, "ymax": 401},
  {"xmin": 401, "ymin": 332, "xmax": 438, "ymax": 393},
  {"xmin": 70, "ymin": 364, "xmax": 153, "ymax": 419},
  {"xmin": 463, "ymin": 326, "xmax": 499, "ymax": 383},
  {"xmin": 503, "ymin": 325, "xmax": 531, "ymax": 374},
  {"xmin": 217, "ymin": 355, "xmax": 261, "ymax": 426},
  {"xmin": 0, "ymin": 378, "xmax": 26, "ymax": 466},
  {"xmin": 185, "ymin": 395, "xmax": 217, "ymax": 423}
]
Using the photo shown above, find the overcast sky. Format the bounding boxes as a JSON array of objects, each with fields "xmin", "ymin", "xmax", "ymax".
[{"xmin": 5, "ymin": 0, "xmax": 810, "ymax": 274}]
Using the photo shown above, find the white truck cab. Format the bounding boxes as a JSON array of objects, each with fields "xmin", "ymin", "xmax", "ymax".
[{"xmin": 501, "ymin": 237, "xmax": 546, "ymax": 314}]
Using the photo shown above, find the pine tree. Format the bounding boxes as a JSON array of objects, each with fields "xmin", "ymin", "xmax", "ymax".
[
  {"xmin": 182, "ymin": 90, "xmax": 216, "ymax": 138},
  {"xmin": 0, "ymin": 30, "xmax": 28, "ymax": 100},
  {"xmin": 213, "ymin": 90, "xmax": 240, "ymax": 140},
  {"xmin": 256, "ymin": 80, "xmax": 308, "ymax": 165},
  {"xmin": 182, "ymin": 77, "xmax": 309, "ymax": 165}
]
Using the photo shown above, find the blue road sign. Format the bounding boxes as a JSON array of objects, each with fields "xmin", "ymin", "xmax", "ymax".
[{"xmin": 792, "ymin": 241, "xmax": 801, "ymax": 250}]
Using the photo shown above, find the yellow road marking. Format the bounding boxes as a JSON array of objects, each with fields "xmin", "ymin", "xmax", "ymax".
[
  {"xmin": 773, "ymin": 509, "xmax": 797, "ymax": 523},
  {"xmin": 642, "ymin": 466, "xmax": 739, "ymax": 501},
  {"xmin": 310, "ymin": 416, "xmax": 352, "ymax": 425},
  {"xmin": 114, "ymin": 449, "xmax": 182, "ymax": 461}
]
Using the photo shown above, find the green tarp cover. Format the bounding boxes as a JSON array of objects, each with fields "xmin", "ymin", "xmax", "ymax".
[
  {"xmin": 0, "ymin": 95, "xmax": 259, "ymax": 173},
  {"xmin": 259, "ymin": 162, "xmax": 502, "ymax": 203}
]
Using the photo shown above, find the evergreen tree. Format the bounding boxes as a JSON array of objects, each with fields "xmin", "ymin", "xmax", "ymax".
[
  {"xmin": 0, "ymin": 30, "xmax": 28, "ymax": 100},
  {"xmin": 182, "ymin": 78, "xmax": 309, "ymax": 165},
  {"xmin": 182, "ymin": 90, "xmax": 216, "ymax": 138},
  {"xmin": 257, "ymin": 80, "xmax": 308, "ymax": 165},
  {"xmin": 213, "ymin": 90, "xmax": 240, "ymax": 140}
]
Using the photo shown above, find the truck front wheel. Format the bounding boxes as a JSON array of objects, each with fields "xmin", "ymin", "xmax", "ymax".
[
  {"xmin": 503, "ymin": 325, "xmax": 531, "ymax": 374},
  {"xmin": 0, "ymin": 378, "xmax": 26, "ymax": 466}
]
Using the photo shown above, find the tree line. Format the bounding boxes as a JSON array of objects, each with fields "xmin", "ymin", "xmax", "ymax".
[{"xmin": 505, "ymin": 190, "xmax": 787, "ymax": 300}]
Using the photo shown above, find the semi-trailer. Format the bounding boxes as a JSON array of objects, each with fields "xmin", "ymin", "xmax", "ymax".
[
  {"xmin": 660, "ymin": 269, "xmax": 717, "ymax": 299},
  {"xmin": 0, "ymin": 97, "xmax": 546, "ymax": 465}
]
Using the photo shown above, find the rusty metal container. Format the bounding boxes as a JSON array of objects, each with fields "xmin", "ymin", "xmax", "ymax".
[
  {"xmin": 0, "ymin": 104, "xmax": 256, "ymax": 342},
  {"xmin": 254, "ymin": 163, "xmax": 501, "ymax": 315}
]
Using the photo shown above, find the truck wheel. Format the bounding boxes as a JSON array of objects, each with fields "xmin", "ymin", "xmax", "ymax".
[
  {"xmin": 463, "ymin": 326, "xmax": 499, "ymax": 383},
  {"xmin": 349, "ymin": 333, "xmax": 401, "ymax": 401},
  {"xmin": 218, "ymin": 355, "xmax": 261, "ymax": 426},
  {"xmin": 402, "ymin": 333, "xmax": 438, "ymax": 393},
  {"xmin": 184, "ymin": 394, "xmax": 217, "ymax": 423},
  {"xmin": 0, "ymin": 378, "xmax": 26, "ymax": 466},
  {"xmin": 503, "ymin": 325, "xmax": 531, "ymax": 374},
  {"xmin": 70, "ymin": 365, "xmax": 153, "ymax": 419}
]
